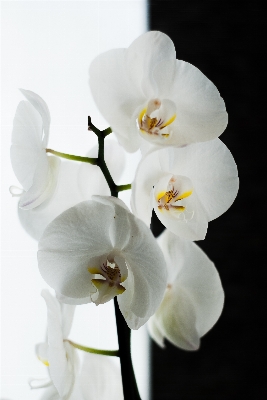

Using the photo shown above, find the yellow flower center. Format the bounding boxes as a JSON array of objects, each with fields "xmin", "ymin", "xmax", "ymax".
[
  {"xmin": 137, "ymin": 99, "xmax": 176, "ymax": 138},
  {"xmin": 155, "ymin": 175, "xmax": 194, "ymax": 220}
]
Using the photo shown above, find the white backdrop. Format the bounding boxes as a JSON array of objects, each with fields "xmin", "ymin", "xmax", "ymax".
[{"xmin": 1, "ymin": 1, "xmax": 148, "ymax": 399}]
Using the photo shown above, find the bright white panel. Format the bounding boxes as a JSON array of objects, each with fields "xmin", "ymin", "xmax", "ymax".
[{"xmin": 1, "ymin": 1, "xmax": 148, "ymax": 399}]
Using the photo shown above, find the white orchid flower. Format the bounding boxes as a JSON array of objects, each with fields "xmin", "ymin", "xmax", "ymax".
[
  {"xmin": 38, "ymin": 196, "xmax": 167, "ymax": 330},
  {"xmin": 148, "ymin": 230, "xmax": 224, "ymax": 351},
  {"xmin": 37, "ymin": 353, "xmax": 123, "ymax": 400},
  {"xmin": 32, "ymin": 291, "xmax": 123, "ymax": 400},
  {"xmin": 10, "ymin": 89, "xmax": 60, "ymax": 209},
  {"xmin": 33, "ymin": 290, "xmax": 77, "ymax": 399},
  {"xmin": 89, "ymin": 31, "xmax": 227, "ymax": 153},
  {"xmin": 131, "ymin": 138, "xmax": 239, "ymax": 241},
  {"xmin": 18, "ymin": 139, "xmax": 126, "ymax": 241}
]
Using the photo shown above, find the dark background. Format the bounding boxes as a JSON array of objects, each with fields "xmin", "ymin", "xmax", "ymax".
[{"xmin": 149, "ymin": 1, "xmax": 265, "ymax": 398}]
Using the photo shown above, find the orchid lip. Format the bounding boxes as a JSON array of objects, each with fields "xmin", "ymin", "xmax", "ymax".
[
  {"xmin": 88, "ymin": 258, "xmax": 127, "ymax": 305},
  {"xmin": 137, "ymin": 98, "xmax": 176, "ymax": 139},
  {"xmin": 155, "ymin": 175, "xmax": 194, "ymax": 220}
]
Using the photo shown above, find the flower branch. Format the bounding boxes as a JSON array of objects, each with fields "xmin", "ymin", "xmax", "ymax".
[
  {"xmin": 46, "ymin": 118, "xmax": 131, "ymax": 198},
  {"xmin": 46, "ymin": 148, "xmax": 97, "ymax": 164},
  {"xmin": 67, "ymin": 340, "xmax": 119, "ymax": 357},
  {"xmin": 88, "ymin": 116, "xmax": 112, "ymax": 138}
]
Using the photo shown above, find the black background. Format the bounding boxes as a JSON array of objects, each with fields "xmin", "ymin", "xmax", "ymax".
[{"xmin": 149, "ymin": 1, "xmax": 265, "ymax": 398}]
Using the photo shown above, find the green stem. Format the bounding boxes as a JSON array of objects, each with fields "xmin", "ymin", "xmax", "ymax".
[
  {"xmin": 117, "ymin": 184, "xmax": 132, "ymax": 192},
  {"xmin": 67, "ymin": 340, "xmax": 119, "ymax": 357},
  {"xmin": 46, "ymin": 149, "xmax": 97, "ymax": 165}
]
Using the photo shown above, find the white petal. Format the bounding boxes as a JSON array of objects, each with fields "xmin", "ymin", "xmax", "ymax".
[
  {"xmin": 38, "ymin": 200, "xmax": 114, "ymax": 301},
  {"xmin": 18, "ymin": 161, "xmax": 90, "ymax": 240},
  {"xmin": 41, "ymin": 290, "xmax": 63, "ymax": 347},
  {"xmin": 29, "ymin": 378, "xmax": 53, "ymax": 390},
  {"xmin": 167, "ymin": 139, "xmax": 239, "ymax": 221},
  {"xmin": 9, "ymin": 185, "xmax": 24, "ymax": 196},
  {"xmin": 168, "ymin": 60, "xmax": 228, "ymax": 145},
  {"xmin": 41, "ymin": 290, "xmax": 77, "ymax": 398},
  {"xmin": 118, "ymin": 210, "xmax": 167, "ymax": 329},
  {"xmin": 131, "ymin": 149, "xmax": 162, "ymax": 226},
  {"xmin": 93, "ymin": 196, "xmax": 132, "ymax": 249},
  {"xmin": 152, "ymin": 285, "xmax": 200, "ymax": 350},
  {"xmin": 89, "ymin": 48, "xmax": 143, "ymax": 153},
  {"xmin": 158, "ymin": 230, "xmax": 224, "ymax": 339},
  {"xmin": 92, "ymin": 195, "xmax": 131, "ymax": 213},
  {"xmin": 60, "ymin": 302, "xmax": 76, "ymax": 339},
  {"xmin": 20, "ymin": 88, "xmax": 51, "ymax": 146},
  {"xmin": 49, "ymin": 340, "xmax": 77, "ymax": 399},
  {"xmin": 79, "ymin": 353, "xmax": 123, "ymax": 400},
  {"xmin": 18, "ymin": 154, "xmax": 60, "ymax": 210},
  {"xmin": 147, "ymin": 317, "xmax": 165, "ymax": 348},
  {"xmin": 35, "ymin": 342, "xmax": 49, "ymax": 365},
  {"xmin": 56, "ymin": 292, "xmax": 92, "ymax": 306},
  {"xmin": 40, "ymin": 384, "xmax": 60, "ymax": 400},
  {"xmin": 11, "ymin": 101, "xmax": 43, "ymax": 190},
  {"xmin": 152, "ymin": 59, "xmax": 178, "ymax": 99},
  {"xmin": 125, "ymin": 31, "xmax": 176, "ymax": 98}
]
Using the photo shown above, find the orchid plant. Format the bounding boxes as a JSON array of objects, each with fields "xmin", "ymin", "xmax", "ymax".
[{"xmin": 10, "ymin": 31, "xmax": 239, "ymax": 400}]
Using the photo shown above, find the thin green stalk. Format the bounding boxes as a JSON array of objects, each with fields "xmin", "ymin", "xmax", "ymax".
[
  {"xmin": 46, "ymin": 149, "xmax": 97, "ymax": 165},
  {"xmin": 117, "ymin": 184, "xmax": 132, "ymax": 192},
  {"xmin": 67, "ymin": 340, "xmax": 119, "ymax": 357}
]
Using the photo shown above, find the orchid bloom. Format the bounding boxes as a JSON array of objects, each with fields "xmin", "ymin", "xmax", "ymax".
[
  {"xmin": 18, "ymin": 139, "xmax": 126, "ymax": 241},
  {"xmin": 10, "ymin": 89, "xmax": 60, "ymax": 209},
  {"xmin": 33, "ymin": 291, "xmax": 123, "ymax": 400},
  {"xmin": 37, "ymin": 353, "xmax": 123, "ymax": 400},
  {"xmin": 148, "ymin": 230, "xmax": 224, "ymax": 351},
  {"xmin": 131, "ymin": 139, "xmax": 239, "ymax": 241},
  {"xmin": 33, "ymin": 290, "xmax": 77, "ymax": 399},
  {"xmin": 38, "ymin": 196, "xmax": 167, "ymax": 330},
  {"xmin": 89, "ymin": 31, "xmax": 227, "ymax": 153},
  {"xmin": 36, "ymin": 354, "xmax": 123, "ymax": 400}
]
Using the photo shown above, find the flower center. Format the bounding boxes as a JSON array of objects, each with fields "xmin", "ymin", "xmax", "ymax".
[
  {"xmin": 88, "ymin": 259, "xmax": 126, "ymax": 305},
  {"xmin": 155, "ymin": 175, "xmax": 194, "ymax": 220},
  {"xmin": 137, "ymin": 98, "xmax": 176, "ymax": 139}
]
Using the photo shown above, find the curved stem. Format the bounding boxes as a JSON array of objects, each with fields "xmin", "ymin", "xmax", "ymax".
[
  {"xmin": 67, "ymin": 340, "xmax": 119, "ymax": 357},
  {"xmin": 46, "ymin": 149, "xmax": 97, "ymax": 165}
]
